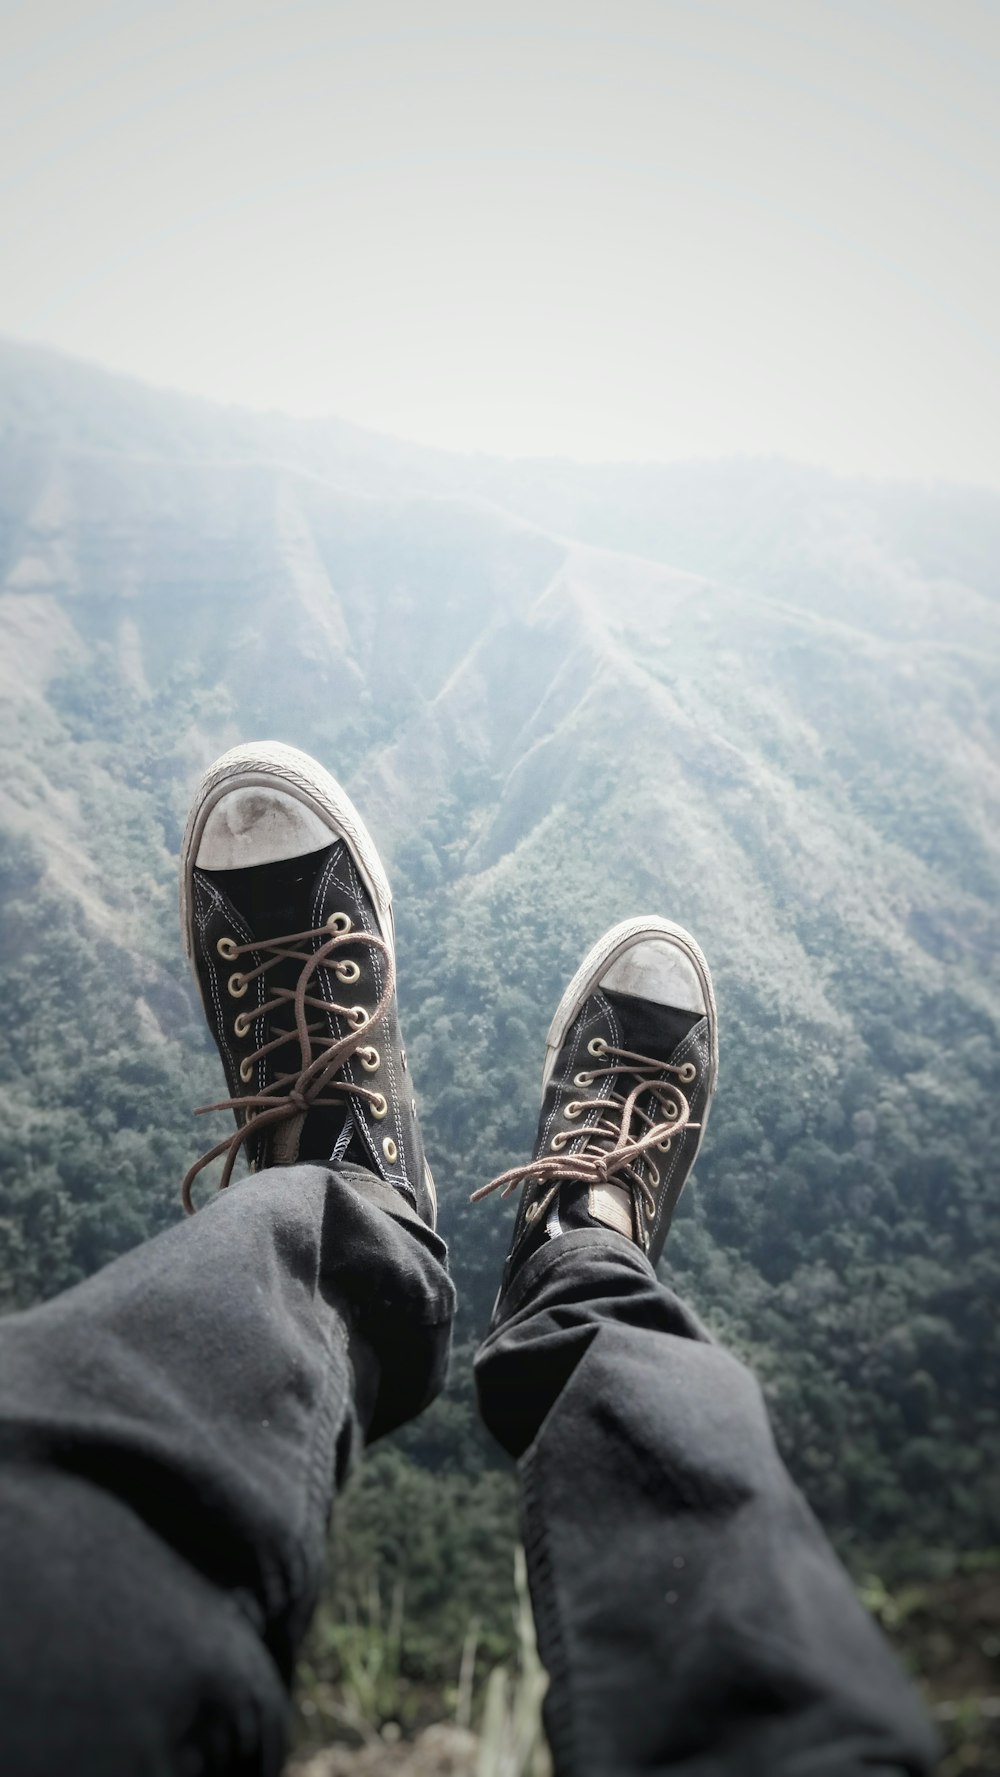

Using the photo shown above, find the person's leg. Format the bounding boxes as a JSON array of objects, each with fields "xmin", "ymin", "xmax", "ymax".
[
  {"xmin": 477, "ymin": 1235, "xmax": 935, "ymax": 1777},
  {"xmin": 473, "ymin": 919, "xmax": 937, "ymax": 1777},
  {"xmin": 0, "ymin": 1162, "xmax": 452, "ymax": 1777},
  {"xmin": 0, "ymin": 742, "xmax": 453, "ymax": 1775}
]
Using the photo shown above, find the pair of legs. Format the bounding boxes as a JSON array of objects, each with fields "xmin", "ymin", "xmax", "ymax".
[{"xmin": 0, "ymin": 744, "xmax": 936, "ymax": 1775}]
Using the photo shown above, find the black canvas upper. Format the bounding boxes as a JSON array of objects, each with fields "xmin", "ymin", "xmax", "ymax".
[
  {"xmin": 189, "ymin": 840, "xmax": 434, "ymax": 1224},
  {"xmin": 498, "ymin": 985, "xmax": 713, "ymax": 1299}
]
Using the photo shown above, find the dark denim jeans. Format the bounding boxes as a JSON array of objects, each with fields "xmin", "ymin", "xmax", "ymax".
[
  {"xmin": 477, "ymin": 1229, "xmax": 938, "ymax": 1776},
  {"xmin": 0, "ymin": 1166, "xmax": 936, "ymax": 1776}
]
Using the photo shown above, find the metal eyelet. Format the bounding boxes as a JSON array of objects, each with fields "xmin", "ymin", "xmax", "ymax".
[
  {"xmin": 662, "ymin": 1099, "xmax": 679, "ymax": 1120},
  {"xmin": 644, "ymin": 1196, "xmax": 657, "ymax": 1220},
  {"xmin": 239, "ymin": 1057, "xmax": 254, "ymax": 1084},
  {"xmin": 677, "ymin": 1062, "xmax": 697, "ymax": 1084},
  {"xmin": 234, "ymin": 1012, "xmax": 251, "ymax": 1039},
  {"xmin": 228, "ymin": 973, "xmax": 248, "ymax": 999},
  {"xmin": 588, "ymin": 1037, "xmax": 608, "ymax": 1057},
  {"xmin": 401, "ymin": 1049, "xmax": 408, "ymax": 1071},
  {"xmin": 564, "ymin": 1101, "xmax": 582, "ymax": 1121},
  {"xmin": 646, "ymin": 1164, "xmax": 660, "ymax": 1190},
  {"xmin": 348, "ymin": 1006, "xmax": 367, "ymax": 1029},
  {"xmin": 573, "ymin": 1071, "xmax": 593, "ymax": 1088},
  {"xmin": 656, "ymin": 1136, "xmax": 672, "ymax": 1154},
  {"xmin": 411, "ymin": 1097, "xmax": 417, "ymax": 1116},
  {"xmin": 370, "ymin": 1093, "xmax": 388, "ymax": 1121},
  {"xmin": 327, "ymin": 912, "xmax": 352, "ymax": 934},
  {"xmin": 525, "ymin": 1200, "xmax": 542, "ymax": 1223},
  {"xmin": 335, "ymin": 959, "xmax": 361, "ymax": 984},
  {"xmin": 216, "ymin": 936, "xmax": 238, "ymax": 961},
  {"xmin": 550, "ymin": 1130, "xmax": 569, "ymax": 1151},
  {"xmin": 359, "ymin": 1046, "xmax": 380, "ymax": 1073},
  {"xmin": 382, "ymin": 1137, "xmax": 398, "ymax": 1163}
]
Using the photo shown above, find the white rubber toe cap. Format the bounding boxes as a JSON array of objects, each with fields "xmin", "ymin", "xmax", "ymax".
[
  {"xmin": 195, "ymin": 787, "xmax": 334, "ymax": 869},
  {"xmin": 600, "ymin": 938, "xmax": 706, "ymax": 1013}
]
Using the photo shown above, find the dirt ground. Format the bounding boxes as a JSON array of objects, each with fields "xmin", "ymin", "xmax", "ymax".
[{"xmin": 290, "ymin": 1724, "xmax": 477, "ymax": 1777}]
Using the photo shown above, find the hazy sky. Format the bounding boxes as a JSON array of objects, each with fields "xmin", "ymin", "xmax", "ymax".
[{"xmin": 1, "ymin": 0, "xmax": 998, "ymax": 482}]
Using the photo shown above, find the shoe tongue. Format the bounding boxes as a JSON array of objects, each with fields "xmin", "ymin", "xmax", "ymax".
[
  {"xmin": 205, "ymin": 843, "xmax": 358, "ymax": 1168},
  {"xmin": 550, "ymin": 1179, "xmax": 635, "ymax": 1242},
  {"xmin": 297, "ymin": 1100, "xmax": 372, "ymax": 1169}
]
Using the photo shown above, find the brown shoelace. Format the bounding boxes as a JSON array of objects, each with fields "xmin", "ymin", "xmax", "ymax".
[
  {"xmin": 181, "ymin": 922, "xmax": 394, "ymax": 1213},
  {"xmin": 469, "ymin": 1039, "xmax": 698, "ymax": 1229}
]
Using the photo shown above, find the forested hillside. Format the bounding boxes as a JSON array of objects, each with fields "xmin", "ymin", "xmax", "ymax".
[{"xmin": 1, "ymin": 342, "xmax": 997, "ymax": 1760}]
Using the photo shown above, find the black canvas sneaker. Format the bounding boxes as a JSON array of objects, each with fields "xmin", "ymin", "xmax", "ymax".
[
  {"xmin": 179, "ymin": 741, "xmax": 436, "ymax": 1226},
  {"xmin": 473, "ymin": 918, "xmax": 718, "ymax": 1298}
]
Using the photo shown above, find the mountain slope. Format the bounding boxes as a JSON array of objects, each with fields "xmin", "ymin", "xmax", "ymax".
[{"xmin": 0, "ymin": 341, "xmax": 997, "ymax": 1576}]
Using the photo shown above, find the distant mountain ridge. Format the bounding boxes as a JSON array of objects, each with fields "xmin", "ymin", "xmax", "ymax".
[
  {"xmin": 4, "ymin": 333, "xmax": 999, "ymax": 620},
  {"xmin": 1, "ymin": 338, "xmax": 997, "ymax": 1569}
]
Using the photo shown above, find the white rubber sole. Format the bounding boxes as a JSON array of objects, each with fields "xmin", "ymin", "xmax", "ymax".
[
  {"xmin": 179, "ymin": 741, "xmax": 394, "ymax": 998},
  {"xmin": 542, "ymin": 915, "xmax": 720, "ymax": 1131}
]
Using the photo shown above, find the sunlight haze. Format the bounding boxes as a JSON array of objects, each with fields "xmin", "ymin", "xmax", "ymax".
[{"xmin": 0, "ymin": 0, "xmax": 997, "ymax": 482}]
